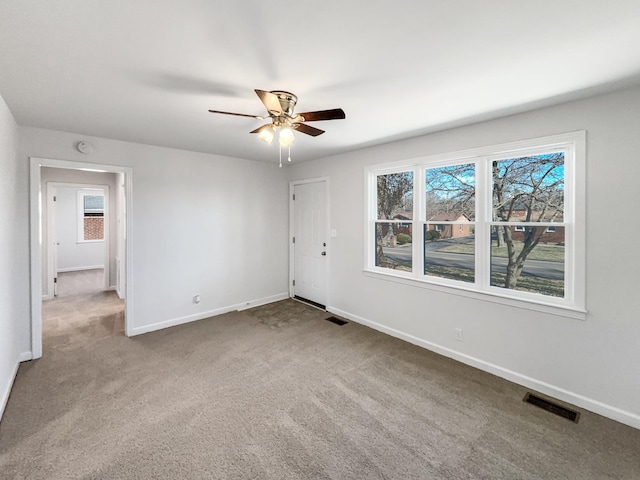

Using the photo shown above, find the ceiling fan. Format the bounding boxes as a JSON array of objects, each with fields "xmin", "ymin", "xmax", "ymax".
[{"xmin": 208, "ymin": 89, "xmax": 345, "ymax": 166}]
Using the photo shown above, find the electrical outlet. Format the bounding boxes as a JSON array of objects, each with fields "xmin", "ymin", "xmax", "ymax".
[
  {"xmin": 455, "ymin": 328, "xmax": 463, "ymax": 341},
  {"xmin": 193, "ymin": 295, "xmax": 201, "ymax": 304}
]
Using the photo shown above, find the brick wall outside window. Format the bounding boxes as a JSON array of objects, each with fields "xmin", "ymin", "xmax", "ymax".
[{"xmin": 84, "ymin": 217, "xmax": 104, "ymax": 240}]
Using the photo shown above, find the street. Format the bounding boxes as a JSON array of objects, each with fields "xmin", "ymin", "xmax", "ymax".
[{"xmin": 381, "ymin": 245, "xmax": 564, "ymax": 280}]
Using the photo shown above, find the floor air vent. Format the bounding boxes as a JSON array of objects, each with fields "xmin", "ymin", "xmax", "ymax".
[
  {"xmin": 523, "ymin": 393, "xmax": 580, "ymax": 423},
  {"xmin": 325, "ymin": 316, "xmax": 348, "ymax": 326}
]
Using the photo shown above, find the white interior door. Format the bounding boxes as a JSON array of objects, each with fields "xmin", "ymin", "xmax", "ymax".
[
  {"xmin": 293, "ymin": 181, "xmax": 328, "ymax": 307},
  {"xmin": 46, "ymin": 185, "xmax": 60, "ymax": 298}
]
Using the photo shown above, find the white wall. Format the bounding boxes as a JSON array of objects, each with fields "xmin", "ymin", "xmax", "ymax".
[
  {"xmin": 55, "ymin": 187, "xmax": 105, "ymax": 272},
  {"xmin": 0, "ymin": 92, "xmax": 30, "ymax": 422},
  {"xmin": 288, "ymin": 85, "xmax": 640, "ymax": 429},
  {"xmin": 40, "ymin": 168, "xmax": 118, "ymax": 294},
  {"xmin": 20, "ymin": 128, "xmax": 290, "ymax": 337}
]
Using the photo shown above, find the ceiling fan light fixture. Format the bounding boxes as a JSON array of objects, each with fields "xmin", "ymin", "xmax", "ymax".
[
  {"xmin": 208, "ymin": 88, "xmax": 346, "ymax": 165},
  {"xmin": 257, "ymin": 125, "xmax": 275, "ymax": 145},
  {"xmin": 278, "ymin": 125, "xmax": 295, "ymax": 147}
]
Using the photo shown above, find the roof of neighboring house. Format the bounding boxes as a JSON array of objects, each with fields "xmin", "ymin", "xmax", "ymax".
[
  {"xmin": 428, "ymin": 213, "xmax": 469, "ymax": 222},
  {"xmin": 393, "ymin": 210, "xmax": 413, "ymax": 221}
]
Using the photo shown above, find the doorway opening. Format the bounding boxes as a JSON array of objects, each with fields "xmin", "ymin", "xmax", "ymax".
[
  {"xmin": 29, "ymin": 157, "xmax": 133, "ymax": 360},
  {"xmin": 46, "ymin": 182, "xmax": 110, "ymax": 299}
]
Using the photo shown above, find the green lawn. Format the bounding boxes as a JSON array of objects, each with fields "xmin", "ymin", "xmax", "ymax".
[
  {"xmin": 490, "ymin": 271, "xmax": 564, "ymax": 297},
  {"xmin": 426, "ymin": 265, "xmax": 564, "ymax": 297}
]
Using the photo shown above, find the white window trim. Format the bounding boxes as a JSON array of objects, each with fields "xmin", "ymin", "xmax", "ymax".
[
  {"xmin": 77, "ymin": 189, "xmax": 106, "ymax": 243},
  {"xmin": 364, "ymin": 131, "xmax": 586, "ymax": 320}
]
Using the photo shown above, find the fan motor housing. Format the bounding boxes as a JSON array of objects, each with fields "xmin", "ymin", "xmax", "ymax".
[{"xmin": 270, "ymin": 90, "xmax": 297, "ymax": 117}]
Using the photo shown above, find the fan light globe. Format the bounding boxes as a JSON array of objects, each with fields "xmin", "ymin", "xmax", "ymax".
[
  {"xmin": 258, "ymin": 126, "xmax": 274, "ymax": 145},
  {"xmin": 278, "ymin": 125, "xmax": 295, "ymax": 147}
]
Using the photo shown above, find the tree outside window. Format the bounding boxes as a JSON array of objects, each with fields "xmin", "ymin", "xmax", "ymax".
[
  {"xmin": 491, "ymin": 153, "xmax": 565, "ymax": 296},
  {"xmin": 375, "ymin": 171, "xmax": 413, "ymax": 271}
]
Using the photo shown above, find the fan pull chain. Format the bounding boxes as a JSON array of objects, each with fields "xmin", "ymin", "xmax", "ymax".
[
  {"xmin": 279, "ymin": 145, "xmax": 282, "ymax": 168},
  {"xmin": 288, "ymin": 146, "xmax": 292, "ymax": 163}
]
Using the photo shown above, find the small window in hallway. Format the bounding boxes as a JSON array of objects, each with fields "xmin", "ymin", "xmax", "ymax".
[{"xmin": 78, "ymin": 193, "xmax": 104, "ymax": 242}]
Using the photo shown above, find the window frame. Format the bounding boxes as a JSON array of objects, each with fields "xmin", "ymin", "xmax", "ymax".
[{"xmin": 365, "ymin": 131, "xmax": 586, "ymax": 319}]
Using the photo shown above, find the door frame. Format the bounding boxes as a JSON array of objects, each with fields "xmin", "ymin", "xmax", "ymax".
[
  {"xmin": 289, "ymin": 177, "xmax": 330, "ymax": 305},
  {"xmin": 46, "ymin": 182, "xmax": 111, "ymax": 299},
  {"xmin": 29, "ymin": 157, "xmax": 133, "ymax": 359}
]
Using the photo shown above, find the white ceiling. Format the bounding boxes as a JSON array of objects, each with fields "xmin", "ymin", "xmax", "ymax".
[{"xmin": 2, "ymin": 1, "xmax": 640, "ymax": 162}]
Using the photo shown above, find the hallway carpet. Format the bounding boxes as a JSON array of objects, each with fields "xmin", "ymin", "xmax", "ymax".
[
  {"xmin": 1, "ymin": 299, "xmax": 639, "ymax": 479},
  {"xmin": 56, "ymin": 268, "xmax": 105, "ymax": 298}
]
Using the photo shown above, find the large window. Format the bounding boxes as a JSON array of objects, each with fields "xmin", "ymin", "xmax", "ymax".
[{"xmin": 366, "ymin": 132, "xmax": 585, "ymax": 316}]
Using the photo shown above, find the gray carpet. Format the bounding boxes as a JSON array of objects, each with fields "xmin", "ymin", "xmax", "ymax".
[
  {"xmin": 1, "ymin": 297, "xmax": 639, "ymax": 479},
  {"xmin": 56, "ymin": 268, "xmax": 105, "ymax": 298}
]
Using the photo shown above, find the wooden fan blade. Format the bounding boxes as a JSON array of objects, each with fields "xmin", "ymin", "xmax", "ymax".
[
  {"xmin": 295, "ymin": 108, "xmax": 345, "ymax": 122},
  {"xmin": 208, "ymin": 109, "xmax": 264, "ymax": 120},
  {"xmin": 255, "ymin": 89, "xmax": 283, "ymax": 116},
  {"xmin": 295, "ymin": 123, "xmax": 325, "ymax": 137},
  {"xmin": 249, "ymin": 124, "xmax": 272, "ymax": 134}
]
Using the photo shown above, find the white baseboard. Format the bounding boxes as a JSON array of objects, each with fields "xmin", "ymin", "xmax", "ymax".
[
  {"xmin": 0, "ymin": 362, "xmax": 19, "ymax": 423},
  {"xmin": 57, "ymin": 265, "xmax": 104, "ymax": 273},
  {"xmin": 236, "ymin": 292, "xmax": 289, "ymax": 311},
  {"xmin": 18, "ymin": 351, "xmax": 33, "ymax": 362},
  {"xmin": 328, "ymin": 306, "xmax": 640, "ymax": 431},
  {"xmin": 0, "ymin": 352, "xmax": 34, "ymax": 423},
  {"xmin": 130, "ymin": 292, "xmax": 289, "ymax": 336}
]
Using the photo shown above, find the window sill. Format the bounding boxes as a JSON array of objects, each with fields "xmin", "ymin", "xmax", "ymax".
[{"xmin": 363, "ymin": 269, "xmax": 587, "ymax": 321}]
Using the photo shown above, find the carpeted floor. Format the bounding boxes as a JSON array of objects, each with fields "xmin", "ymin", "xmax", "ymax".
[
  {"xmin": 56, "ymin": 268, "xmax": 106, "ymax": 298},
  {"xmin": 1, "ymin": 297, "xmax": 639, "ymax": 479}
]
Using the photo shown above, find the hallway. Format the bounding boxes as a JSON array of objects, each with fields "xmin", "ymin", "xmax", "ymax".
[{"xmin": 42, "ymin": 269, "xmax": 124, "ymax": 347}]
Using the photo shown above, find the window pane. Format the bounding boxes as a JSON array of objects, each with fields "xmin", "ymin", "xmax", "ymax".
[
  {"xmin": 84, "ymin": 195, "xmax": 104, "ymax": 216},
  {"xmin": 490, "ymin": 225, "xmax": 565, "ymax": 297},
  {"xmin": 377, "ymin": 172, "xmax": 413, "ymax": 220},
  {"xmin": 426, "ymin": 163, "xmax": 475, "ymax": 221},
  {"xmin": 424, "ymin": 225, "xmax": 474, "ymax": 283},
  {"xmin": 375, "ymin": 222, "xmax": 412, "ymax": 272},
  {"xmin": 492, "ymin": 153, "xmax": 564, "ymax": 222}
]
